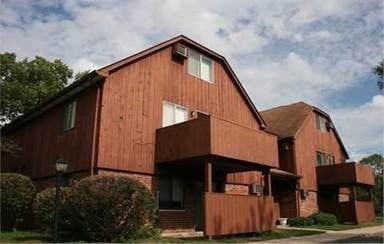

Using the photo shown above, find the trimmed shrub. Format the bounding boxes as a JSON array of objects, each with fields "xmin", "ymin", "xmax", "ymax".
[
  {"xmin": 1, "ymin": 173, "xmax": 36, "ymax": 231},
  {"xmin": 288, "ymin": 216, "xmax": 315, "ymax": 226},
  {"xmin": 311, "ymin": 212, "xmax": 337, "ymax": 226},
  {"xmin": 33, "ymin": 187, "xmax": 69, "ymax": 231},
  {"xmin": 59, "ymin": 175, "xmax": 157, "ymax": 242}
]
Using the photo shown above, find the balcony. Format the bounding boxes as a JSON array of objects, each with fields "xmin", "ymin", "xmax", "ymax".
[
  {"xmin": 316, "ymin": 162, "xmax": 375, "ymax": 186},
  {"xmin": 204, "ymin": 193, "xmax": 275, "ymax": 236},
  {"xmin": 155, "ymin": 115, "xmax": 278, "ymax": 169}
]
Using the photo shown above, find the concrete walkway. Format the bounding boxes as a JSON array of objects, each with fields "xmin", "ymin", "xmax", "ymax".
[{"xmin": 261, "ymin": 225, "xmax": 384, "ymax": 243}]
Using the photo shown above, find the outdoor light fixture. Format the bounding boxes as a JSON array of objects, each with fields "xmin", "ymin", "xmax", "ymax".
[
  {"xmin": 55, "ymin": 156, "xmax": 68, "ymax": 173},
  {"xmin": 54, "ymin": 156, "xmax": 68, "ymax": 243}
]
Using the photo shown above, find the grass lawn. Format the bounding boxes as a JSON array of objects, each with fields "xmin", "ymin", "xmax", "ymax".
[
  {"xmin": 299, "ymin": 217, "xmax": 383, "ymax": 231},
  {"xmin": 1, "ymin": 229, "xmax": 323, "ymax": 243},
  {"xmin": 134, "ymin": 229, "xmax": 324, "ymax": 243},
  {"xmin": 0, "ymin": 231, "xmax": 51, "ymax": 243}
]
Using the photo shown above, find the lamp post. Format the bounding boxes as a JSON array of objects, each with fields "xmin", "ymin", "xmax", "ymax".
[{"xmin": 54, "ymin": 156, "xmax": 68, "ymax": 243}]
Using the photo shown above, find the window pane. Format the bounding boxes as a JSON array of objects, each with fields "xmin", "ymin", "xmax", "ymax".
[
  {"xmin": 172, "ymin": 179, "xmax": 183, "ymax": 202},
  {"xmin": 316, "ymin": 152, "xmax": 322, "ymax": 166},
  {"xmin": 200, "ymin": 56, "xmax": 212, "ymax": 81},
  {"xmin": 188, "ymin": 50, "xmax": 200, "ymax": 77},
  {"xmin": 162, "ymin": 102, "xmax": 174, "ymax": 127},
  {"xmin": 69, "ymin": 101, "xmax": 77, "ymax": 129},
  {"xmin": 316, "ymin": 114, "xmax": 321, "ymax": 130},
  {"xmin": 175, "ymin": 106, "xmax": 188, "ymax": 124},
  {"xmin": 321, "ymin": 117, "xmax": 327, "ymax": 132},
  {"xmin": 159, "ymin": 178, "xmax": 171, "ymax": 202}
]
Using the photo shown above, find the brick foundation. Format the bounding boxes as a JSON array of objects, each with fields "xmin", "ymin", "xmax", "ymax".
[
  {"xmin": 299, "ymin": 191, "xmax": 319, "ymax": 217},
  {"xmin": 225, "ymin": 184, "xmax": 249, "ymax": 195}
]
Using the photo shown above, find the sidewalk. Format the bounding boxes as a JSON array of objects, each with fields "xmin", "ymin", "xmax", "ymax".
[{"xmin": 258, "ymin": 225, "xmax": 384, "ymax": 243}]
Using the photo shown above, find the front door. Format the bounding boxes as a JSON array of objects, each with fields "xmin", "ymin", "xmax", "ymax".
[{"xmin": 194, "ymin": 181, "xmax": 204, "ymax": 231}]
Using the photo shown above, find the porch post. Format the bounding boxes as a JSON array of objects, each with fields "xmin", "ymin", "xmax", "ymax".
[
  {"xmin": 205, "ymin": 160, "xmax": 212, "ymax": 193},
  {"xmin": 204, "ymin": 160, "xmax": 212, "ymax": 240},
  {"xmin": 263, "ymin": 170, "xmax": 271, "ymax": 196},
  {"xmin": 352, "ymin": 186, "xmax": 357, "ymax": 200}
]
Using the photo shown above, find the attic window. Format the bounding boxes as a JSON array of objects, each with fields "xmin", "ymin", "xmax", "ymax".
[
  {"xmin": 316, "ymin": 114, "xmax": 327, "ymax": 132},
  {"xmin": 188, "ymin": 49, "xmax": 214, "ymax": 82}
]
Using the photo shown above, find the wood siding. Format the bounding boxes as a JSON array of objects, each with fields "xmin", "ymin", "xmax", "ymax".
[
  {"xmin": 316, "ymin": 163, "xmax": 375, "ymax": 186},
  {"xmin": 155, "ymin": 115, "xmax": 278, "ymax": 167},
  {"xmin": 2, "ymin": 87, "xmax": 98, "ymax": 179},
  {"xmin": 204, "ymin": 193, "xmax": 275, "ymax": 236},
  {"xmin": 295, "ymin": 112, "xmax": 347, "ymax": 190},
  {"xmin": 97, "ymin": 45, "xmax": 265, "ymax": 174}
]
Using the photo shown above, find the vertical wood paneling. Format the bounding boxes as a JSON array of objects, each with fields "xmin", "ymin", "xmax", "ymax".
[
  {"xmin": 295, "ymin": 112, "xmax": 349, "ymax": 190},
  {"xmin": 204, "ymin": 193, "xmax": 275, "ymax": 236},
  {"xmin": 2, "ymin": 87, "xmax": 98, "ymax": 179},
  {"xmin": 97, "ymin": 46, "xmax": 264, "ymax": 174}
]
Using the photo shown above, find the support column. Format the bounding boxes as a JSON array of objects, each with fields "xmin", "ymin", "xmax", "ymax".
[
  {"xmin": 263, "ymin": 170, "xmax": 271, "ymax": 196},
  {"xmin": 352, "ymin": 186, "xmax": 357, "ymax": 200},
  {"xmin": 205, "ymin": 161, "xmax": 212, "ymax": 193},
  {"xmin": 204, "ymin": 160, "xmax": 212, "ymax": 240}
]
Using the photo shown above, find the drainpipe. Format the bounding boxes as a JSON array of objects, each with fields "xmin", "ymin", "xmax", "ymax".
[{"xmin": 90, "ymin": 81, "xmax": 104, "ymax": 176}]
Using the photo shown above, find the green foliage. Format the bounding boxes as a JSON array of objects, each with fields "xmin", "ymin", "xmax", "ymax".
[
  {"xmin": 360, "ymin": 154, "xmax": 384, "ymax": 215},
  {"xmin": 0, "ymin": 52, "xmax": 73, "ymax": 122},
  {"xmin": 58, "ymin": 175, "xmax": 157, "ymax": 242},
  {"xmin": 288, "ymin": 216, "xmax": 315, "ymax": 226},
  {"xmin": 311, "ymin": 212, "xmax": 337, "ymax": 226},
  {"xmin": 0, "ymin": 173, "xmax": 36, "ymax": 231},
  {"xmin": 372, "ymin": 59, "xmax": 383, "ymax": 91},
  {"xmin": 33, "ymin": 187, "xmax": 68, "ymax": 231}
]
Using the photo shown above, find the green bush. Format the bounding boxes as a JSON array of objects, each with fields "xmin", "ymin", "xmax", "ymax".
[
  {"xmin": 33, "ymin": 187, "xmax": 69, "ymax": 231},
  {"xmin": 0, "ymin": 173, "xmax": 36, "ymax": 231},
  {"xmin": 311, "ymin": 212, "xmax": 337, "ymax": 226},
  {"xmin": 288, "ymin": 216, "xmax": 315, "ymax": 226},
  {"xmin": 59, "ymin": 175, "xmax": 157, "ymax": 242}
]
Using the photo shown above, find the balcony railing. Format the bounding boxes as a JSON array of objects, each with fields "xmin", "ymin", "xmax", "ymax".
[
  {"xmin": 316, "ymin": 162, "xmax": 375, "ymax": 186},
  {"xmin": 155, "ymin": 115, "xmax": 278, "ymax": 168},
  {"xmin": 204, "ymin": 193, "xmax": 275, "ymax": 236}
]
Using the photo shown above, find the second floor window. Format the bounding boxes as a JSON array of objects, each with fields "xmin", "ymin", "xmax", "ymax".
[
  {"xmin": 317, "ymin": 152, "xmax": 336, "ymax": 166},
  {"xmin": 188, "ymin": 49, "xmax": 214, "ymax": 82},
  {"xmin": 61, "ymin": 101, "xmax": 77, "ymax": 132},
  {"xmin": 316, "ymin": 151, "xmax": 326, "ymax": 166},
  {"xmin": 316, "ymin": 114, "xmax": 327, "ymax": 132},
  {"xmin": 162, "ymin": 101, "xmax": 188, "ymax": 127}
]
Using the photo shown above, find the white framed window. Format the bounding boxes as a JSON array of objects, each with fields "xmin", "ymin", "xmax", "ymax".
[
  {"xmin": 316, "ymin": 114, "xmax": 327, "ymax": 132},
  {"xmin": 61, "ymin": 101, "xmax": 77, "ymax": 132},
  {"xmin": 188, "ymin": 49, "xmax": 214, "ymax": 82},
  {"xmin": 162, "ymin": 101, "xmax": 188, "ymax": 127}
]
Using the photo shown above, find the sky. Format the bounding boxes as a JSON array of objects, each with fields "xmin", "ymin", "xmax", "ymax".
[{"xmin": 1, "ymin": 0, "xmax": 383, "ymax": 160}]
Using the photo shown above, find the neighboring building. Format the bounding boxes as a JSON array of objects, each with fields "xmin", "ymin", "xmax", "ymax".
[
  {"xmin": 1, "ymin": 36, "xmax": 375, "ymax": 237},
  {"xmin": 260, "ymin": 102, "xmax": 375, "ymax": 224}
]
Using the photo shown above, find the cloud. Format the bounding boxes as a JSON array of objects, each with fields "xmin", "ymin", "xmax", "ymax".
[
  {"xmin": 329, "ymin": 95, "xmax": 384, "ymax": 160},
  {"xmin": 0, "ymin": 0, "xmax": 383, "ymax": 156}
]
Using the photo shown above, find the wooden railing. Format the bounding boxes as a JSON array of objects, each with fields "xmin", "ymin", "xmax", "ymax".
[
  {"xmin": 321, "ymin": 200, "xmax": 375, "ymax": 224},
  {"xmin": 203, "ymin": 193, "xmax": 275, "ymax": 236},
  {"xmin": 155, "ymin": 115, "xmax": 278, "ymax": 168},
  {"xmin": 316, "ymin": 163, "xmax": 375, "ymax": 186}
]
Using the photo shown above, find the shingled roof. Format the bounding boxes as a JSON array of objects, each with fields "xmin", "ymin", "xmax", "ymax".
[
  {"xmin": 261, "ymin": 101, "xmax": 349, "ymax": 158},
  {"xmin": 261, "ymin": 102, "xmax": 313, "ymax": 139}
]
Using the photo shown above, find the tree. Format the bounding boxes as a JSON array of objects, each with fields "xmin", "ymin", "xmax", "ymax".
[
  {"xmin": 360, "ymin": 154, "xmax": 383, "ymax": 215},
  {"xmin": 0, "ymin": 52, "xmax": 73, "ymax": 123},
  {"xmin": 373, "ymin": 59, "xmax": 383, "ymax": 91}
]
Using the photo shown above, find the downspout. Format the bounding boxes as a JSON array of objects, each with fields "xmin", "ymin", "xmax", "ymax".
[
  {"xmin": 291, "ymin": 138, "xmax": 301, "ymax": 217},
  {"xmin": 90, "ymin": 80, "xmax": 104, "ymax": 176}
]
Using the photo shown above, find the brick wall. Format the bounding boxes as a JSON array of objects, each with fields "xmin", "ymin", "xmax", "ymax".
[
  {"xmin": 225, "ymin": 184, "xmax": 249, "ymax": 195},
  {"xmin": 299, "ymin": 191, "xmax": 319, "ymax": 217}
]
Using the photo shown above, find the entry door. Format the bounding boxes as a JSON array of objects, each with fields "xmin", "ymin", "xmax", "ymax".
[{"xmin": 194, "ymin": 181, "xmax": 204, "ymax": 231}]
